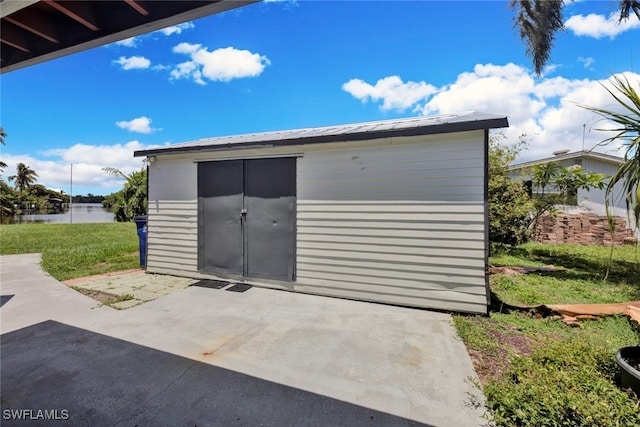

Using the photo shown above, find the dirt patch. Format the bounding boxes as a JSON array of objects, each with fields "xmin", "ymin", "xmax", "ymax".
[
  {"xmin": 71, "ymin": 287, "xmax": 118, "ymax": 304},
  {"xmin": 471, "ymin": 328, "xmax": 537, "ymax": 386},
  {"xmin": 488, "ymin": 265, "xmax": 565, "ymax": 276},
  {"xmin": 468, "ymin": 348, "xmax": 509, "ymax": 383},
  {"xmin": 489, "ymin": 328, "xmax": 535, "ymax": 357}
]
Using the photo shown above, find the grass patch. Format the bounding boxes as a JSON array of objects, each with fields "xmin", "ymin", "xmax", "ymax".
[
  {"xmin": 0, "ymin": 223, "xmax": 140, "ymax": 280},
  {"xmin": 491, "ymin": 243, "xmax": 640, "ymax": 305},
  {"xmin": 455, "ymin": 243, "xmax": 640, "ymax": 426}
]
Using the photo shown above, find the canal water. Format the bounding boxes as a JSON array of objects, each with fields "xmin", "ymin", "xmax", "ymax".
[{"xmin": 2, "ymin": 203, "xmax": 115, "ymax": 225}]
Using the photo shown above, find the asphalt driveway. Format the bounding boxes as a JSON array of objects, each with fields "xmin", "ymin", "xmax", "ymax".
[{"xmin": 0, "ymin": 254, "xmax": 488, "ymax": 426}]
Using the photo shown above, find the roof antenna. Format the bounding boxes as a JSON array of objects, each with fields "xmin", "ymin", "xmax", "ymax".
[{"xmin": 582, "ymin": 123, "xmax": 586, "ymax": 151}]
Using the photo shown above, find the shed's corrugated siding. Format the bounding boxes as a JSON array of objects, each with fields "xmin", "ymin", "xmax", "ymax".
[
  {"xmin": 145, "ymin": 131, "xmax": 489, "ymax": 313},
  {"xmin": 579, "ymin": 158, "xmax": 627, "ymax": 212},
  {"xmin": 146, "ymin": 159, "xmax": 199, "ymax": 275},
  {"xmin": 295, "ymin": 132, "xmax": 488, "ymax": 314}
]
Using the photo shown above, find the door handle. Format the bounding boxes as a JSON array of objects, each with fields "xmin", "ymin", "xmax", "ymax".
[{"xmin": 240, "ymin": 208, "xmax": 247, "ymax": 223}]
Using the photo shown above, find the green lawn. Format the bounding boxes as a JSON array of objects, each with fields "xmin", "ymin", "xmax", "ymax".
[
  {"xmin": 455, "ymin": 243, "xmax": 640, "ymax": 426},
  {"xmin": 0, "ymin": 223, "xmax": 140, "ymax": 280}
]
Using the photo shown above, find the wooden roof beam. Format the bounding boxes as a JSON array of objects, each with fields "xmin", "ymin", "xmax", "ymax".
[
  {"xmin": 124, "ymin": 0, "xmax": 149, "ymax": 16},
  {"xmin": 0, "ymin": 21, "xmax": 31, "ymax": 52},
  {"xmin": 4, "ymin": 8, "xmax": 59, "ymax": 43},
  {"xmin": 43, "ymin": 0, "xmax": 99, "ymax": 31}
]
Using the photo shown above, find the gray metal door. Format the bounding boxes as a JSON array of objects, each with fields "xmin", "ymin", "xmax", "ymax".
[
  {"xmin": 245, "ymin": 158, "xmax": 296, "ymax": 281},
  {"xmin": 198, "ymin": 158, "xmax": 296, "ymax": 282},
  {"xmin": 199, "ymin": 160, "xmax": 244, "ymax": 275}
]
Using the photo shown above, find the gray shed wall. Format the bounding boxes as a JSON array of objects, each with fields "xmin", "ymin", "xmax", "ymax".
[{"xmin": 145, "ymin": 130, "xmax": 489, "ymax": 314}]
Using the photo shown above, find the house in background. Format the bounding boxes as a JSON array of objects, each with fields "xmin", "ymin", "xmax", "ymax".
[
  {"xmin": 509, "ymin": 149, "xmax": 629, "ymax": 218},
  {"xmin": 134, "ymin": 112, "xmax": 508, "ymax": 315}
]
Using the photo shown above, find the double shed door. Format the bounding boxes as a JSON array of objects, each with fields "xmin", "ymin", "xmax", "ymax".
[{"xmin": 198, "ymin": 158, "xmax": 296, "ymax": 282}]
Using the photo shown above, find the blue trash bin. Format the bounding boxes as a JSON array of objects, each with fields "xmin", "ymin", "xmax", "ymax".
[{"xmin": 133, "ymin": 215, "xmax": 147, "ymax": 268}]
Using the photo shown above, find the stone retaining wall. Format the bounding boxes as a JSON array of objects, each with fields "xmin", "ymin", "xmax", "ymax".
[{"xmin": 534, "ymin": 213, "xmax": 637, "ymax": 246}]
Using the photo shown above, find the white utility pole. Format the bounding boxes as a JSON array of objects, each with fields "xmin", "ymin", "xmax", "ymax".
[{"xmin": 70, "ymin": 163, "xmax": 73, "ymax": 224}]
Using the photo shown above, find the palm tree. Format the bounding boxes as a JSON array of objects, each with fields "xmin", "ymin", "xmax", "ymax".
[
  {"xmin": 510, "ymin": 0, "xmax": 564, "ymax": 76},
  {"xmin": 531, "ymin": 162, "xmax": 560, "ymax": 196},
  {"xmin": 511, "ymin": 1, "xmax": 640, "ymax": 75},
  {"xmin": 8, "ymin": 162, "xmax": 38, "ymax": 193},
  {"xmin": 583, "ymin": 74, "xmax": 639, "ymax": 230}
]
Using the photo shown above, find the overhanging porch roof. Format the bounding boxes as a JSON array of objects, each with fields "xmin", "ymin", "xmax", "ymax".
[{"xmin": 1, "ymin": 0, "xmax": 257, "ymax": 74}]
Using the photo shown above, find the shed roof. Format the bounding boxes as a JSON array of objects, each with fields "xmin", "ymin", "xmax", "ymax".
[
  {"xmin": 509, "ymin": 150, "xmax": 623, "ymax": 171},
  {"xmin": 134, "ymin": 111, "xmax": 508, "ymax": 157}
]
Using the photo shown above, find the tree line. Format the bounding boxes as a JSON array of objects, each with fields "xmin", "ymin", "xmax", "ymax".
[
  {"xmin": 1, "ymin": 162, "xmax": 67, "ymax": 215},
  {"xmin": 0, "ymin": 144, "xmax": 144, "ymax": 221},
  {"xmin": 0, "ymin": 162, "xmax": 108, "ymax": 216}
]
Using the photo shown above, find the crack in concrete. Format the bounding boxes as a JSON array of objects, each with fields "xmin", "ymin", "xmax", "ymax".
[{"xmin": 112, "ymin": 359, "xmax": 200, "ymax": 426}]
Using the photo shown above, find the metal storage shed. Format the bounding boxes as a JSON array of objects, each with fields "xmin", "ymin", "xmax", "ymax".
[{"xmin": 134, "ymin": 112, "xmax": 508, "ymax": 314}]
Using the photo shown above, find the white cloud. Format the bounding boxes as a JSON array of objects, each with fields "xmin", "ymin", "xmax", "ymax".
[
  {"xmin": 343, "ymin": 65, "xmax": 640, "ymax": 161},
  {"xmin": 152, "ymin": 64, "xmax": 171, "ymax": 71},
  {"xmin": 342, "ymin": 76, "xmax": 437, "ymax": 111},
  {"xmin": 171, "ymin": 61, "xmax": 205, "ymax": 85},
  {"xmin": 578, "ymin": 56, "xmax": 596, "ymax": 69},
  {"xmin": 170, "ymin": 44, "xmax": 270, "ymax": 84},
  {"xmin": 565, "ymin": 12, "xmax": 640, "ymax": 39},
  {"xmin": 107, "ymin": 21, "xmax": 194, "ymax": 50},
  {"xmin": 43, "ymin": 141, "xmax": 149, "ymax": 170},
  {"xmin": 107, "ymin": 22, "xmax": 195, "ymax": 47},
  {"xmin": 112, "ymin": 36, "xmax": 139, "ymax": 47},
  {"xmin": 173, "ymin": 42, "xmax": 201, "ymax": 55},
  {"xmin": 157, "ymin": 22, "xmax": 194, "ymax": 36},
  {"xmin": 539, "ymin": 63, "xmax": 561, "ymax": 78},
  {"xmin": 116, "ymin": 116, "xmax": 159, "ymax": 134},
  {"xmin": 419, "ymin": 63, "xmax": 545, "ymax": 124},
  {"xmin": 114, "ymin": 56, "xmax": 151, "ymax": 70},
  {"xmin": 1, "ymin": 141, "xmax": 158, "ymax": 194}
]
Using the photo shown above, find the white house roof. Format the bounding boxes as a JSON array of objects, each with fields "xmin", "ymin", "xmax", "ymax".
[
  {"xmin": 509, "ymin": 150, "xmax": 624, "ymax": 171},
  {"xmin": 134, "ymin": 112, "xmax": 509, "ymax": 157}
]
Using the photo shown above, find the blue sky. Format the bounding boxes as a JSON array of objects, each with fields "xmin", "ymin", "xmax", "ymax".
[{"xmin": 1, "ymin": 0, "xmax": 639, "ymax": 196}]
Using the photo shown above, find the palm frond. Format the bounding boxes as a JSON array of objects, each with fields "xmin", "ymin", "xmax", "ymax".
[
  {"xmin": 582, "ymin": 75, "xmax": 640, "ymax": 230},
  {"xmin": 102, "ymin": 167, "xmax": 127, "ymax": 179},
  {"xmin": 510, "ymin": 0, "xmax": 564, "ymax": 75},
  {"xmin": 619, "ymin": 0, "xmax": 640, "ymax": 21}
]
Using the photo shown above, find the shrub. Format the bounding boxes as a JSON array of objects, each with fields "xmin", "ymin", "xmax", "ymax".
[
  {"xmin": 485, "ymin": 335, "xmax": 640, "ymax": 426},
  {"xmin": 488, "ymin": 134, "xmax": 532, "ymax": 252}
]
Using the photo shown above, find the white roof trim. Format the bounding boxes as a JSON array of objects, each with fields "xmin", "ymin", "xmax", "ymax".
[
  {"xmin": 134, "ymin": 111, "xmax": 508, "ymax": 157},
  {"xmin": 510, "ymin": 150, "xmax": 623, "ymax": 171}
]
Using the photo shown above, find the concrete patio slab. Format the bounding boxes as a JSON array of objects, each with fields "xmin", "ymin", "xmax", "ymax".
[{"xmin": 0, "ymin": 253, "xmax": 490, "ymax": 426}]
